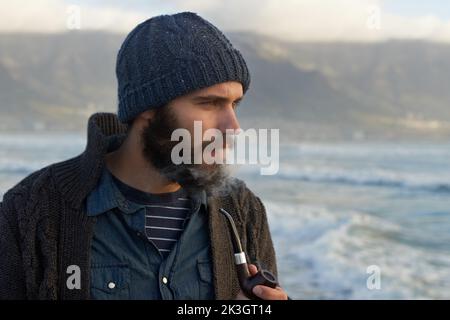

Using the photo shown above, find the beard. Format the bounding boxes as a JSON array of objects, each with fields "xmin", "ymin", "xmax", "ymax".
[{"xmin": 140, "ymin": 105, "xmax": 233, "ymax": 197}]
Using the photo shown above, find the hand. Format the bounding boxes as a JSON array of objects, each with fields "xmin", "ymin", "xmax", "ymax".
[{"xmin": 234, "ymin": 264, "xmax": 288, "ymax": 300}]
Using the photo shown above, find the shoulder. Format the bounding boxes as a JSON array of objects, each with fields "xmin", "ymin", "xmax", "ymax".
[
  {"xmin": 1, "ymin": 157, "xmax": 71, "ymax": 217},
  {"xmin": 221, "ymin": 177, "xmax": 267, "ymax": 223},
  {"xmin": 0, "ymin": 166, "xmax": 51, "ymax": 237},
  {"xmin": 3, "ymin": 167, "xmax": 49, "ymax": 202},
  {"xmin": 2, "ymin": 153, "xmax": 83, "ymax": 203},
  {"xmin": 218, "ymin": 177, "xmax": 255, "ymax": 204}
]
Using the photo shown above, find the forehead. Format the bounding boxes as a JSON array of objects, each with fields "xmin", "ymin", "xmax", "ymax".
[{"xmin": 189, "ymin": 81, "xmax": 243, "ymax": 98}]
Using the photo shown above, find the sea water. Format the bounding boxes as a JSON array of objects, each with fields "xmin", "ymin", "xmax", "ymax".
[{"xmin": 1, "ymin": 133, "xmax": 449, "ymax": 299}]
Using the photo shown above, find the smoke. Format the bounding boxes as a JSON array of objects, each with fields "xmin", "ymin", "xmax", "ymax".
[{"xmin": 159, "ymin": 161, "xmax": 240, "ymax": 197}]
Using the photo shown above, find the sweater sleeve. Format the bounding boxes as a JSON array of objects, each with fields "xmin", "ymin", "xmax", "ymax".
[
  {"xmin": 252, "ymin": 195, "xmax": 278, "ymax": 278},
  {"xmin": 241, "ymin": 187, "xmax": 278, "ymax": 279},
  {"xmin": 0, "ymin": 196, "xmax": 27, "ymax": 299}
]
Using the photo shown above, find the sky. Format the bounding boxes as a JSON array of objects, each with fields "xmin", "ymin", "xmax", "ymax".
[{"xmin": 1, "ymin": 0, "xmax": 450, "ymax": 42}]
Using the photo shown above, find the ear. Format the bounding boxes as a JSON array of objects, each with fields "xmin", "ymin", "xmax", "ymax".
[
  {"xmin": 137, "ymin": 109, "xmax": 156, "ymax": 121},
  {"xmin": 128, "ymin": 110, "xmax": 155, "ymax": 134}
]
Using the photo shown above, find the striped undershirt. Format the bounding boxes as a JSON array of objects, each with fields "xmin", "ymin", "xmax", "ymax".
[{"xmin": 110, "ymin": 173, "xmax": 192, "ymax": 257}]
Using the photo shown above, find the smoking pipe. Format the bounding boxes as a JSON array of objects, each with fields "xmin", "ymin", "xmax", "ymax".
[{"xmin": 219, "ymin": 208, "xmax": 278, "ymax": 300}]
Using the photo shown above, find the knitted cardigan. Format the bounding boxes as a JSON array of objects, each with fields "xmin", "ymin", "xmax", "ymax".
[{"xmin": 0, "ymin": 113, "xmax": 277, "ymax": 300}]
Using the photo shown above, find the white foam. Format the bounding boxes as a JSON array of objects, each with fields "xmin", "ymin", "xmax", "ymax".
[
  {"xmin": 265, "ymin": 201, "xmax": 450, "ymax": 299},
  {"xmin": 276, "ymin": 164, "xmax": 450, "ymax": 191}
]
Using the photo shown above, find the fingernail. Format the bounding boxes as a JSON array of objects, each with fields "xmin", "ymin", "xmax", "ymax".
[{"xmin": 253, "ymin": 286, "xmax": 262, "ymax": 296}]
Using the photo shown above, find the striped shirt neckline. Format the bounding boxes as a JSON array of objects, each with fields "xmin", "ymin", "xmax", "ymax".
[{"xmin": 109, "ymin": 171, "xmax": 192, "ymax": 257}]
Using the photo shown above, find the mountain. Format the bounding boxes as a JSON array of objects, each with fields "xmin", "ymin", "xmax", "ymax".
[{"xmin": 1, "ymin": 31, "xmax": 450, "ymax": 141}]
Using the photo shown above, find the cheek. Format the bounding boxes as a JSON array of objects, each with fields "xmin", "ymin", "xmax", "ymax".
[{"xmin": 184, "ymin": 113, "xmax": 220, "ymax": 133}]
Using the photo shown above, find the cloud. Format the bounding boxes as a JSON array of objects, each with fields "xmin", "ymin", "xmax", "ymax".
[
  {"xmin": 170, "ymin": 0, "xmax": 380, "ymax": 42},
  {"xmin": 0, "ymin": 0, "xmax": 149, "ymax": 33},
  {"xmin": 1, "ymin": 0, "xmax": 450, "ymax": 42},
  {"xmin": 170, "ymin": 0, "xmax": 450, "ymax": 42}
]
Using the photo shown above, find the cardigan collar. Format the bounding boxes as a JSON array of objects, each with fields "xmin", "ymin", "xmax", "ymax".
[{"xmin": 52, "ymin": 112, "xmax": 128, "ymax": 209}]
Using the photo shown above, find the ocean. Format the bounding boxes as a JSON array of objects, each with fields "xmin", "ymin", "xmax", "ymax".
[{"xmin": 1, "ymin": 133, "xmax": 449, "ymax": 299}]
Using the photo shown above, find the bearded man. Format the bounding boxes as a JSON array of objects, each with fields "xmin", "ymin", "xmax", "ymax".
[{"xmin": 0, "ymin": 12, "xmax": 288, "ymax": 300}]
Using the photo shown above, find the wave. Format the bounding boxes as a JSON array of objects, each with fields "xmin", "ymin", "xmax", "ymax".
[
  {"xmin": 0, "ymin": 133, "xmax": 85, "ymax": 148},
  {"xmin": 283, "ymin": 142, "xmax": 450, "ymax": 158},
  {"xmin": 0, "ymin": 163, "xmax": 43, "ymax": 175},
  {"xmin": 238, "ymin": 164, "xmax": 450, "ymax": 193},
  {"xmin": 265, "ymin": 201, "xmax": 450, "ymax": 299},
  {"xmin": 279, "ymin": 169, "xmax": 450, "ymax": 193}
]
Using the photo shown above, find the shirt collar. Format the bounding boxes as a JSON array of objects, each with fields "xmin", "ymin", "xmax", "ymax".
[
  {"xmin": 86, "ymin": 167, "xmax": 208, "ymax": 217},
  {"xmin": 191, "ymin": 188, "xmax": 208, "ymax": 212},
  {"xmin": 86, "ymin": 167, "xmax": 143, "ymax": 216}
]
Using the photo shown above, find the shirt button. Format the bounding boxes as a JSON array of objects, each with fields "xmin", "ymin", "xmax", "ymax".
[
  {"xmin": 108, "ymin": 282, "xmax": 116, "ymax": 289},
  {"xmin": 162, "ymin": 277, "xmax": 168, "ymax": 284}
]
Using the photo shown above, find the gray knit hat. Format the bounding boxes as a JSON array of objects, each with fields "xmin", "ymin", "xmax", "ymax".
[{"xmin": 116, "ymin": 11, "xmax": 251, "ymax": 124}]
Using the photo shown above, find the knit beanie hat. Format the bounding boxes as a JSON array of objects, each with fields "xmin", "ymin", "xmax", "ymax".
[{"xmin": 116, "ymin": 11, "xmax": 251, "ymax": 124}]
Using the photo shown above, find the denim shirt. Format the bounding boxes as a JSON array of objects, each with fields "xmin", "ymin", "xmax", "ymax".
[{"xmin": 85, "ymin": 167, "xmax": 214, "ymax": 299}]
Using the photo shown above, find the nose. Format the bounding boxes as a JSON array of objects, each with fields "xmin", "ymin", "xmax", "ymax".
[{"xmin": 221, "ymin": 105, "xmax": 240, "ymax": 132}]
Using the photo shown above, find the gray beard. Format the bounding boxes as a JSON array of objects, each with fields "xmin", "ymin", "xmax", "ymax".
[
  {"xmin": 158, "ymin": 161, "xmax": 235, "ymax": 197},
  {"xmin": 140, "ymin": 109, "xmax": 236, "ymax": 197}
]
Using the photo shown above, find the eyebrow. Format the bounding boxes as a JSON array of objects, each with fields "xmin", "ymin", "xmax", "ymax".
[{"xmin": 191, "ymin": 95, "xmax": 243, "ymax": 103}]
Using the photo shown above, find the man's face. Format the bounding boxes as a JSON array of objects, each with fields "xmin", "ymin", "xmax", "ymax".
[
  {"xmin": 138, "ymin": 81, "xmax": 243, "ymax": 195},
  {"xmin": 167, "ymin": 81, "xmax": 242, "ymax": 139}
]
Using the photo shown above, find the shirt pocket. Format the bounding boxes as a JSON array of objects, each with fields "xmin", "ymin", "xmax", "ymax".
[
  {"xmin": 90, "ymin": 264, "xmax": 130, "ymax": 300},
  {"xmin": 197, "ymin": 259, "xmax": 214, "ymax": 299}
]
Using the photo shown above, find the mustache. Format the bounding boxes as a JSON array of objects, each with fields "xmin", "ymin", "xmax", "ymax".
[
  {"xmin": 141, "ymin": 112, "xmax": 235, "ymax": 196},
  {"xmin": 160, "ymin": 162, "xmax": 231, "ymax": 196}
]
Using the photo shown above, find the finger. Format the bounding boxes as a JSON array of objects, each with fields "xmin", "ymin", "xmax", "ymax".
[
  {"xmin": 248, "ymin": 264, "xmax": 258, "ymax": 276},
  {"xmin": 252, "ymin": 285, "xmax": 288, "ymax": 300}
]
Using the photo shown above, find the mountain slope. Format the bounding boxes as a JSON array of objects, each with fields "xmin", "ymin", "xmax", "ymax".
[{"xmin": 1, "ymin": 31, "xmax": 450, "ymax": 141}]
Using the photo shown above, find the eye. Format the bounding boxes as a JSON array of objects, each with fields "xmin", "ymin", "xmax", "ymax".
[
  {"xmin": 197, "ymin": 101, "xmax": 213, "ymax": 109},
  {"xmin": 232, "ymin": 100, "xmax": 241, "ymax": 109},
  {"xmin": 199, "ymin": 100, "xmax": 217, "ymax": 106}
]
